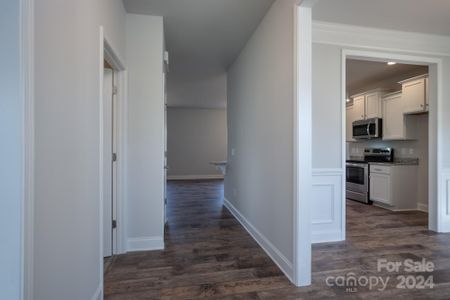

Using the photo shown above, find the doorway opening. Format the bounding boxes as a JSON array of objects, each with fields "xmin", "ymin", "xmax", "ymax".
[
  {"xmin": 102, "ymin": 59, "xmax": 118, "ymax": 271},
  {"xmin": 345, "ymin": 57, "xmax": 431, "ymax": 240},
  {"xmin": 99, "ymin": 31, "xmax": 127, "ymax": 288}
]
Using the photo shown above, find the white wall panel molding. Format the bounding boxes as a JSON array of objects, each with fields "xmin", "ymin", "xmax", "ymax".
[
  {"xmin": 311, "ymin": 168, "xmax": 344, "ymax": 243},
  {"xmin": 439, "ymin": 169, "xmax": 450, "ymax": 232}
]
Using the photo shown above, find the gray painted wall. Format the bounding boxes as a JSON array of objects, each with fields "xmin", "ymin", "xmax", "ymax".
[
  {"xmin": 34, "ymin": 0, "xmax": 126, "ymax": 299},
  {"xmin": 167, "ymin": 108, "xmax": 227, "ymax": 178},
  {"xmin": 0, "ymin": 1, "xmax": 21, "ymax": 298},
  {"xmin": 126, "ymin": 14, "xmax": 165, "ymax": 244},
  {"xmin": 226, "ymin": 0, "xmax": 295, "ymax": 265}
]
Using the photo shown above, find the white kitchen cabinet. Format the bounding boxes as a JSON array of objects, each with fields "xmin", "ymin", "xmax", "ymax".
[
  {"xmin": 382, "ymin": 91, "xmax": 417, "ymax": 140},
  {"xmin": 365, "ymin": 91, "xmax": 383, "ymax": 119},
  {"xmin": 353, "ymin": 95, "xmax": 365, "ymax": 121},
  {"xmin": 400, "ymin": 74, "xmax": 428, "ymax": 114},
  {"xmin": 346, "ymin": 105, "xmax": 355, "ymax": 142},
  {"xmin": 351, "ymin": 90, "xmax": 385, "ymax": 121},
  {"xmin": 370, "ymin": 172, "xmax": 391, "ymax": 205},
  {"xmin": 370, "ymin": 164, "xmax": 418, "ymax": 210}
]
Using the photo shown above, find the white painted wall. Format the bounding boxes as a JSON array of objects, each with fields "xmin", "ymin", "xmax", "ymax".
[
  {"xmin": 167, "ymin": 108, "xmax": 227, "ymax": 178},
  {"xmin": 126, "ymin": 14, "xmax": 165, "ymax": 251},
  {"xmin": 0, "ymin": 1, "xmax": 22, "ymax": 298},
  {"xmin": 225, "ymin": 0, "xmax": 295, "ymax": 278},
  {"xmin": 33, "ymin": 0, "xmax": 126, "ymax": 299}
]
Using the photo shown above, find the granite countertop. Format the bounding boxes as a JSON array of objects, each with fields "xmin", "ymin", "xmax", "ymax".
[
  {"xmin": 369, "ymin": 158, "xmax": 419, "ymax": 166},
  {"xmin": 348, "ymin": 156, "xmax": 419, "ymax": 166}
]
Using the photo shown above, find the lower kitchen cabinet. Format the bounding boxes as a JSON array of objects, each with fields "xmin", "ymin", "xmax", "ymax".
[{"xmin": 370, "ymin": 164, "xmax": 418, "ymax": 210}]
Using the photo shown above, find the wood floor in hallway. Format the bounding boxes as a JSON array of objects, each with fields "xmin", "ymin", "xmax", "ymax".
[{"xmin": 104, "ymin": 180, "xmax": 450, "ymax": 299}]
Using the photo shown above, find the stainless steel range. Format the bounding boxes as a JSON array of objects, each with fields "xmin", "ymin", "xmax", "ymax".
[{"xmin": 346, "ymin": 148, "xmax": 394, "ymax": 204}]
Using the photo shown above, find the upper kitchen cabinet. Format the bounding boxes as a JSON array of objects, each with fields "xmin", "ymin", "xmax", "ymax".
[
  {"xmin": 365, "ymin": 91, "xmax": 383, "ymax": 119},
  {"xmin": 382, "ymin": 91, "xmax": 416, "ymax": 140},
  {"xmin": 346, "ymin": 104, "xmax": 357, "ymax": 142},
  {"xmin": 351, "ymin": 90, "xmax": 386, "ymax": 121},
  {"xmin": 353, "ymin": 95, "xmax": 365, "ymax": 121},
  {"xmin": 399, "ymin": 74, "xmax": 429, "ymax": 114}
]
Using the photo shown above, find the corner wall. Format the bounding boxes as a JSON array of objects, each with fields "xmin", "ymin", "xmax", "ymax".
[
  {"xmin": 126, "ymin": 14, "xmax": 165, "ymax": 251},
  {"xmin": 225, "ymin": 0, "xmax": 296, "ymax": 279},
  {"xmin": 167, "ymin": 108, "xmax": 227, "ymax": 179}
]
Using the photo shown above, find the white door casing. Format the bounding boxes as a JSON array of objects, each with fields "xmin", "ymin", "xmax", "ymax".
[{"xmin": 103, "ymin": 67, "xmax": 114, "ymax": 257}]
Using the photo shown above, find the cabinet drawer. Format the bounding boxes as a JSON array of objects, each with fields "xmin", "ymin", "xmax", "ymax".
[{"xmin": 370, "ymin": 164, "xmax": 390, "ymax": 174}]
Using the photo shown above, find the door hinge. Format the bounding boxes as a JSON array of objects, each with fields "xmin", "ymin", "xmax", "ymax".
[
  {"xmin": 112, "ymin": 220, "xmax": 117, "ymax": 229},
  {"xmin": 113, "ymin": 86, "xmax": 118, "ymax": 95},
  {"xmin": 112, "ymin": 153, "xmax": 117, "ymax": 162}
]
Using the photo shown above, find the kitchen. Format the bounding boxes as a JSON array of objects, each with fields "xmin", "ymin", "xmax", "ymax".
[{"xmin": 346, "ymin": 59, "xmax": 429, "ymax": 219}]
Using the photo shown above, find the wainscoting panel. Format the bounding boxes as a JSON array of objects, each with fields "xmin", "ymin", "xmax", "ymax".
[
  {"xmin": 311, "ymin": 169, "xmax": 344, "ymax": 243},
  {"xmin": 440, "ymin": 169, "xmax": 450, "ymax": 232}
]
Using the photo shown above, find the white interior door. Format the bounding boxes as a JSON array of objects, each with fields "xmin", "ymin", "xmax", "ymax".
[{"xmin": 103, "ymin": 67, "xmax": 113, "ymax": 257}]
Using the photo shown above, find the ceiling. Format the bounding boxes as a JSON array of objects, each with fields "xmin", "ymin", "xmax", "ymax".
[
  {"xmin": 347, "ymin": 59, "xmax": 428, "ymax": 96},
  {"xmin": 313, "ymin": 0, "xmax": 450, "ymax": 36},
  {"xmin": 123, "ymin": 0, "xmax": 275, "ymax": 108}
]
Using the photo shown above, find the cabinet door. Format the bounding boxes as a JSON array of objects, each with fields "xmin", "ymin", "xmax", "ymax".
[
  {"xmin": 403, "ymin": 78, "xmax": 426, "ymax": 114},
  {"xmin": 365, "ymin": 92, "xmax": 381, "ymax": 119},
  {"xmin": 383, "ymin": 93, "xmax": 404, "ymax": 140},
  {"xmin": 353, "ymin": 95, "xmax": 365, "ymax": 121},
  {"xmin": 370, "ymin": 173, "xmax": 391, "ymax": 205},
  {"xmin": 346, "ymin": 105, "xmax": 354, "ymax": 142}
]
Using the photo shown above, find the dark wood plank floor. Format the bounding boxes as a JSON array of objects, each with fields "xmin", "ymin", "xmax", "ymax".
[{"xmin": 105, "ymin": 180, "xmax": 450, "ymax": 299}]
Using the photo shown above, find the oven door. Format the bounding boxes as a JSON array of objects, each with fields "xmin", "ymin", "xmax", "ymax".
[{"xmin": 346, "ymin": 163, "xmax": 368, "ymax": 194}]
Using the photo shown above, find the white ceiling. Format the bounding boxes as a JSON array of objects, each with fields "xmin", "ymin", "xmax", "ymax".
[
  {"xmin": 313, "ymin": 0, "xmax": 450, "ymax": 36},
  {"xmin": 123, "ymin": 0, "xmax": 275, "ymax": 108},
  {"xmin": 347, "ymin": 59, "xmax": 428, "ymax": 95}
]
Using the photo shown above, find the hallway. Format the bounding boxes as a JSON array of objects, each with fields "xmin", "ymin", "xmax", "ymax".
[{"xmin": 104, "ymin": 180, "xmax": 293, "ymax": 299}]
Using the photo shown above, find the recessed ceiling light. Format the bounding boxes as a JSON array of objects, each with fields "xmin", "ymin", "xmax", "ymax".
[
  {"xmin": 387, "ymin": 62, "xmax": 397, "ymax": 65},
  {"xmin": 346, "ymin": 99, "xmax": 350, "ymax": 103}
]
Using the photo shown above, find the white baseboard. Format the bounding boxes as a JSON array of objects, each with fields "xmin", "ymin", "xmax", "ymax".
[
  {"xmin": 417, "ymin": 203, "xmax": 429, "ymax": 212},
  {"xmin": 312, "ymin": 230, "xmax": 343, "ymax": 244},
  {"xmin": 167, "ymin": 174, "xmax": 224, "ymax": 180},
  {"xmin": 223, "ymin": 198, "xmax": 294, "ymax": 282},
  {"xmin": 91, "ymin": 283, "xmax": 102, "ymax": 300},
  {"xmin": 127, "ymin": 236, "xmax": 164, "ymax": 252}
]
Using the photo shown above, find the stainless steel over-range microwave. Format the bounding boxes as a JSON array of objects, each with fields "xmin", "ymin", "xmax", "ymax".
[{"xmin": 352, "ymin": 118, "xmax": 382, "ymax": 140}]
